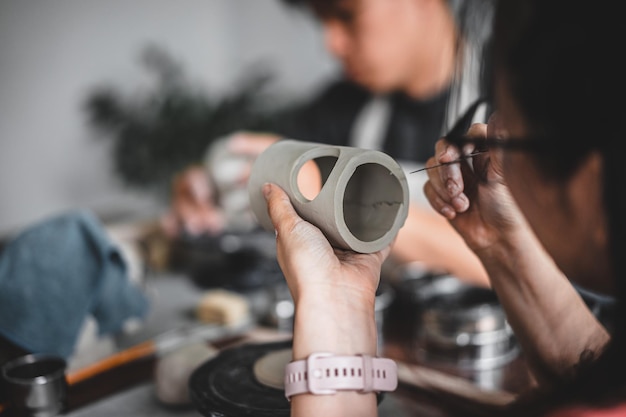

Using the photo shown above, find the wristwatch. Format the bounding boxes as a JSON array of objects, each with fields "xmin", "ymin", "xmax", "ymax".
[{"xmin": 284, "ymin": 352, "xmax": 398, "ymax": 399}]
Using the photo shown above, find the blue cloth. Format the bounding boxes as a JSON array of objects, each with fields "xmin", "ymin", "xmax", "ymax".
[{"xmin": 0, "ymin": 210, "xmax": 150, "ymax": 359}]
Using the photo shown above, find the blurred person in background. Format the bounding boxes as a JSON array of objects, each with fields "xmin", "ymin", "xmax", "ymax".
[{"xmin": 162, "ymin": 0, "xmax": 495, "ymax": 287}]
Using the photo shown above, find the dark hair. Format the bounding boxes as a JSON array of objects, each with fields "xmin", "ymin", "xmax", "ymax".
[
  {"xmin": 279, "ymin": 0, "xmax": 306, "ymax": 6},
  {"xmin": 491, "ymin": 1, "xmax": 626, "ymax": 414},
  {"xmin": 278, "ymin": 0, "xmax": 331, "ymax": 10},
  {"xmin": 492, "ymin": 1, "xmax": 624, "ymax": 177},
  {"xmin": 279, "ymin": 0, "xmax": 495, "ymax": 46}
]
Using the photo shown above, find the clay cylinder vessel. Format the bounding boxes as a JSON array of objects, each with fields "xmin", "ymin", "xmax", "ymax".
[{"xmin": 248, "ymin": 140, "xmax": 409, "ymax": 253}]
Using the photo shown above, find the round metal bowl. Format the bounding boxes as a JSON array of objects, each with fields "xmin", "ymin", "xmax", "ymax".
[
  {"xmin": 375, "ymin": 282, "xmax": 395, "ymax": 354},
  {"xmin": 403, "ymin": 273, "xmax": 519, "ymax": 371}
]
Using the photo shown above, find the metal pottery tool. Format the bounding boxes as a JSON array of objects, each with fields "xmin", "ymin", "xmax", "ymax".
[{"xmin": 410, "ymin": 151, "xmax": 487, "ymax": 174}]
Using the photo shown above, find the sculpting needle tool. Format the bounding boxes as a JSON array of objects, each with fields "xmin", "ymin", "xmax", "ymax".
[{"xmin": 409, "ymin": 150, "xmax": 487, "ymax": 174}]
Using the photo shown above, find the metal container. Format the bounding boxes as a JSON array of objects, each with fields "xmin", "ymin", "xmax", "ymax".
[
  {"xmin": 415, "ymin": 275, "xmax": 518, "ymax": 371},
  {"xmin": 394, "ymin": 272, "xmax": 519, "ymax": 372},
  {"xmin": 263, "ymin": 281, "xmax": 295, "ymax": 333},
  {"xmin": 1, "ymin": 353, "xmax": 68, "ymax": 417},
  {"xmin": 375, "ymin": 282, "xmax": 395, "ymax": 354}
]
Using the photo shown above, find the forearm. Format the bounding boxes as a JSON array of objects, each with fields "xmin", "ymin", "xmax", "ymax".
[
  {"xmin": 264, "ymin": 182, "xmax": 388, "ymax": 417},
  {"xmin": 290, "ymin": 292, "xmax": 379, "ymax": 417},
  {"xmin": 477, "ymin": 226, "xmax": 610, "ymax": 385}
]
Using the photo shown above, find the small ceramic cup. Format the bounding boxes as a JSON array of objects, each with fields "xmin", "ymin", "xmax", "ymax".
[
  {"xmin": 248, "ymin": 140, "xmax": 409, "ymax": 253},
  {"xmin": 1, "ymin": 353, "xmax": 68, "ymax": 417}
]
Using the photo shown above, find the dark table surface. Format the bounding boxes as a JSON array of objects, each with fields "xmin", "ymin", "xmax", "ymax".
[{"xmin": 1, "ymin": 268, "xmax": 534, "ymax": 417}]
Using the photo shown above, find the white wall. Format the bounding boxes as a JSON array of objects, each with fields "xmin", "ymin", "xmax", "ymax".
[{"xmin": 0, "ymin": 0, "xmax": 337, "ymax": 235}]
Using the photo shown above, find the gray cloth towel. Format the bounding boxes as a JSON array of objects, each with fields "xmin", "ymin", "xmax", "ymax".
[{"xmin": 0, "ymin": 209, "xmax": 150, "ymax": 359}]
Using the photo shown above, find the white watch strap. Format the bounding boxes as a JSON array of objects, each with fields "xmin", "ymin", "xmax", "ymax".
[{"xmin": 284, "ymin": 352, "xmax": 398, "ymax": 399}]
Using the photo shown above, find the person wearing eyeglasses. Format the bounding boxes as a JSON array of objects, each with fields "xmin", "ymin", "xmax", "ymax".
[
  {"xmin": 163, "ymin": 0, "xmax": 495, "ymax": 287},
  {"xmin": 261, "ymin": 0, "xmax": 626, "ymax": 415}
]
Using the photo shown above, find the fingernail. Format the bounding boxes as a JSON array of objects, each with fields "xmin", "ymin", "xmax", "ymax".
[
  {"xmin": 441, "ymin": 206, "xmax": 455, "ymax": 219},
  {"xmin": 453, "ymin": 195, "xmax": 469, "ymax": 211},
  {"xmin": 262, "ymin": 183, "xmax": 272, "ymax": 198},
  {"xmin": 446, "ymin": 179, "xmax": 459, "ymax": 196}
]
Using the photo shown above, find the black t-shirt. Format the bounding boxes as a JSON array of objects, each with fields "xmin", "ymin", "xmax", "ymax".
[{"xmin": 276, "ymin": 78, "xmax": 450, "ymax": 164}]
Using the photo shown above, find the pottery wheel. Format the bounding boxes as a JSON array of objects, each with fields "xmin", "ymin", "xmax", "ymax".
[
  {"xmin": 253, "ymin": 348, "xmax": 292, "ymax": 390},
  {"xmin": 189, "ymin": 340, "xmax": 292, "ymax": 417}
]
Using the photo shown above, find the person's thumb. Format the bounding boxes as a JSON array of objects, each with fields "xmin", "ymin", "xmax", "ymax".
[{"xmin": 263, "ymin": 183, "xmax": 300, "ymax": 235}]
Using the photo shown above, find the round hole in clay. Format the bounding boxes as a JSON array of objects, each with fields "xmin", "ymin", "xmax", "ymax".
[
  {"xmin": 342, "ymin": 163, "xmax": 403, "ymax": 242},
  {"xmin": 296, "ymin": 156, "xmax": 338, "ymax": 201}
]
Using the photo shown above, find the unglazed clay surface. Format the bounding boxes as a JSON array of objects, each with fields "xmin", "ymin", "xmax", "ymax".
[{"xmin": 248, "ymin": 140, "xmax": 409, "ymax": 253}]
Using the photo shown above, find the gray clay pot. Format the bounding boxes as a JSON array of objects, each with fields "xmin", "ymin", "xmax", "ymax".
[{"xmin": 247, "ymin": 140, "xmax": 409, "ymax": 253}]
